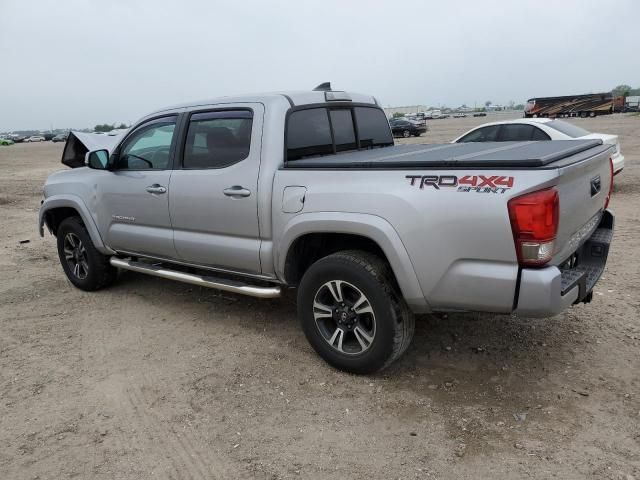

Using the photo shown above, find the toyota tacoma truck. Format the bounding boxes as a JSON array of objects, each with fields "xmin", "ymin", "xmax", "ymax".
[{"xmin": 39, "ymin": 84, "xmax": 615, "ymax": 374}]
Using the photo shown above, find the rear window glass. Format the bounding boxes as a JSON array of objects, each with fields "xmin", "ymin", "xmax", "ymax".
[
  {"xmin": 286, "ymin": 106, "xmax": 393, "ymax": 161},
  {"xmin": 546, "ymin": 120, "xmax": 590, "ymax": 138},
  {"xmin": 354, "ymin": 107, "xmax": 393, "ymax": 149},
  {"xmin": 286, "ymin": 109, "xmax": 333, "ymax": 160},
  {"xmin": 330, "ymin": 109, "xmax": 356, "ymax": 152}
]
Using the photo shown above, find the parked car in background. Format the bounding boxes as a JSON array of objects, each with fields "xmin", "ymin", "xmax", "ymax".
[
  {"xmin": 52, "ymin": 133, "xmax": 69, "ymax": 143},
  {"xmin": 405, "ymin": 115, "xmax": 427, "ymax": 126},
  {"xmin": 453, "ymin": 118, "xmax": 624, "ymax": 174},
  {"xmin": 44, "ymin": 133, "xmax": 55, "ymax": 141},
  {"xmin": 625, "ymin": 96, "xmax": 640, "ymax": 112},
  {"xmin": 0, "ymin": 137, "xmax": 15, "ymax": 146},
  {"xmin": 8, "ymin": 134, "xmax": 25, "ymax": 143},
  {"xmin": 389, "ymin": 117, "xmax": 428, "ymax": 137},
  {"xmin": 24, "ymin": 135, "xmax": 45, "ymax": 142},
  {"xmin": 453, "ymin": 112, "xmax": 467, "ymax": 118},
  {"xmin": 473, "ymin": 112, "xmax": 487, "ymax": 117}
]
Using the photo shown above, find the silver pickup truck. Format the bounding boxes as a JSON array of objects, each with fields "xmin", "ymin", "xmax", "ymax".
[{"xmin": 39, "ymin": 84, "xmax": 615, "ymax": 373}]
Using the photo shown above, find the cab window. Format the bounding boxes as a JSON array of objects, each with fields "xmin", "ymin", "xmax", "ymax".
[
  {"xmin": 115, "ymin": 118, "xmax": 176, "ymax": 170},
  {"xmin": 183, "ymin": 110, "xmax": 253, "ymax": 169}
]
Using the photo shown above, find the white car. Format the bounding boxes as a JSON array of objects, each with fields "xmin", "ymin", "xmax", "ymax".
[
  {"xmin": 24, "ymin": 135, "xmax": 46, "ymax": 142},
  {"xmin": 453, "ymin": 118, "xmax": 624, "ymax": 175}
]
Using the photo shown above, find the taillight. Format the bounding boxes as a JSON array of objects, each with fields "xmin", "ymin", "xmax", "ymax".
[
  {"xmin": 508, "ymin": 188, "xmax": 559, "ymax": 267},
  {"xmin": 604, "ymin": 156, "xmax": 613, "ymax": 209}
]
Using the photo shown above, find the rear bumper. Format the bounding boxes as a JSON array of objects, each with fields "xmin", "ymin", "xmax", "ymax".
[{"xmin": 514, "ymin": 210, "xmax": 614, "ymax": 317}]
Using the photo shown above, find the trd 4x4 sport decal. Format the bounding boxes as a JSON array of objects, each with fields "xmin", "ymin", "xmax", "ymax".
[{"xmin": 406, "ymin": 175, "xmax": 515, "ymax": 194}]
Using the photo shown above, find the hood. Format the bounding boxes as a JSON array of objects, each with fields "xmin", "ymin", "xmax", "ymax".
[{"xmin": 61, "ymin": 131, "xmax": 126, "ymax": 168}]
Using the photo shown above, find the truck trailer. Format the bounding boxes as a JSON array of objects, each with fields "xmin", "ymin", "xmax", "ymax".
[{"xmin": 524, "ymin": 93, "xmax": 614, "ymax": 118}]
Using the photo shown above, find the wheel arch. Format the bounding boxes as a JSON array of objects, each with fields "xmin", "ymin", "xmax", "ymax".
[
  {"xmin": 39, "ymin": 195, "xmax": 114, "ymax": 255},
  {"xmin": 277, "ymin": 212, "xmax": 429, "ymax": 313}
]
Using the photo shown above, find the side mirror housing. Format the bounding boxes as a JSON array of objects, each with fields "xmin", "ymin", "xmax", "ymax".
[{"xmin": 85, "ymin": 149, "xmax": 110, "ymax": 170}]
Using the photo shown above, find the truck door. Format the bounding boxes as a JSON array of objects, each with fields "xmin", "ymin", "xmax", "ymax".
[
  {"xmin": 168, "ymin": 104, "xmax": 263, "ymax": 274},
  {"xmin": 95, "ymin": 116, "xmax": 178, "ymax": 259}
]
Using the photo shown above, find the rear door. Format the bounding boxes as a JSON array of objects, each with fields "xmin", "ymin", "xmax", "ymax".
[{"xmin": 169, "ymin": 104, "xmax": 263, "ymax": 273}]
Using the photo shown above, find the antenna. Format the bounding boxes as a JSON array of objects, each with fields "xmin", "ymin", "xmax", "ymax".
[{"xmin": 313, "ymin": 82, "xmax": 332, "ymax": 92}]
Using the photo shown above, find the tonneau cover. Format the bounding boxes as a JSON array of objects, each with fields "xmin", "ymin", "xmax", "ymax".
[{"xmin": 284, "ymin": 140, "xmax": 606, "ymax": 169}]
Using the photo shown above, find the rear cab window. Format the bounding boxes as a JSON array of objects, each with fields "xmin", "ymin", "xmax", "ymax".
[{"xmin": 286, "ymin": 105, "xmax": 393, "ymax": 161}]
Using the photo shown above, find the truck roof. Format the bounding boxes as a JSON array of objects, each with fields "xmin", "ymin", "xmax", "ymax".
[{"xmin": 148, "ymin": 90, "xmax": 379, "ymax": 117}]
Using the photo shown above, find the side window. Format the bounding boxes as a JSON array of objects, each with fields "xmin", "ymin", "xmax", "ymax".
[
  {"xmin": 183, "ymin": 110, "xmax": 253, "ymax": 169},
  {"xmin": 499, "ymin": 124, "xmax": 536, "ymax": 141},
  {"xmin": 116, "ymin": 118, "xmax": 176, "ymax": 170},
  {"xmin": 287, "ymin": 108, "xmax": 333, "ymax": 160},
  {"xmin": 354, "ymin": 107, "xmax": 393, "ymax": 148},
  {"xmin": 329, "ymin": 109, "xmax": 356, "ymax": 152},
  {"xmin": 532, "ymin": 127, "xmax": 551, "ymax": 140},
  {"xmin": 458, "ymin": 125, "xmax": 500, "ymax": 142}
]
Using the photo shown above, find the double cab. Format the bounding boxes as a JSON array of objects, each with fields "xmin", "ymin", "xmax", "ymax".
[{"xmin": 40, "ymin": 84, "xmax": 615, "ymax": 373}]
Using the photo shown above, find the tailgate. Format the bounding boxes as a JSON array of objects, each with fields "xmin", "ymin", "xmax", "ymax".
[{"xmin": 551, "ymin": 144, "xmax": 614, "ymax": 264}]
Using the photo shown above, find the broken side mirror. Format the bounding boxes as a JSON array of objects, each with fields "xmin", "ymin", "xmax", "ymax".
[{"xmin": 85, "ymin": 149, "xmax": 110, "ymax": 170}]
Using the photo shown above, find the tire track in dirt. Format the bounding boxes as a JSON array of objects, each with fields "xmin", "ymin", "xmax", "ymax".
[
  {"xmin": 126, "ymin": 384, "xmax": 200, "ymax": 480},
  {"xmin": 77, "ymin": 296, "xmax": 260, "ymax": 480},
  {"xmin": 130, "ymin": 369, "xmax": 263, "ymax": 480}
]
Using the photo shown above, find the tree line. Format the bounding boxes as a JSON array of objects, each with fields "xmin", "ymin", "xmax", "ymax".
[
  {"xmin": 612, "ymin": 85, "xmax": 640, "ymax": 97},
  {"xmin": 94, "ymin": 123, "xmax": 129, "ymax": 132}
]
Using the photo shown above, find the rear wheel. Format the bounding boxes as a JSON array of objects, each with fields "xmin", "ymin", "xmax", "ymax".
[
  {"xmin": 402, "ymin": 130, "xmax": 411, "ymax": 138},
  {"xmin": 297, "ymin": 250, "xmax": 415, "ymax": 374},
  {"xmin": 56, "ymin": 217, "xmax": 117, "ymax": 291}
]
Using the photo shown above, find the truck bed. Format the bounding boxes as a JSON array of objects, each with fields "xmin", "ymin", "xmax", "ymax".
[{"xmin": 283, "ymin": 140, "xmax": 608, "ymax": 169}]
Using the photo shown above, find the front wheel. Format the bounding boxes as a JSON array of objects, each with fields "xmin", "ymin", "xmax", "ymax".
[
  {"xmin": 297, "ymin": 251, "xmax": 415, "ymax": 374},
  {"xmin": 402, "ymin": 130, "xmax": 411, "ymax": 138},
  {"xmin": 56, "ymin": 217, "xmax": 117, "ymax": 291}
]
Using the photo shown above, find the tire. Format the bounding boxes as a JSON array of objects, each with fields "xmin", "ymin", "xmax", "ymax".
[
  {"xmin": 297, "ymin": 250, "xmax": 415, "ymax": 374},
  {"xmin": 56, "ymin": 216, "xmax": 117, "ymax": 291},
  {"xmin": 402, "ymin": 130, "xmax": 411, "ymax": 138}
]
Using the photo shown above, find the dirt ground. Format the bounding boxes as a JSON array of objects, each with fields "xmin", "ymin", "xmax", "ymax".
[{"xmin": 1, "ymin": 114, "xmax": 639, "ymax": 480}]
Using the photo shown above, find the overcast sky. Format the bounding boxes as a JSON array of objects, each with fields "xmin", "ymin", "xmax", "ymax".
[{"xmin": 1, "ymin": 0, "xmax": 638, "ymax": 131}]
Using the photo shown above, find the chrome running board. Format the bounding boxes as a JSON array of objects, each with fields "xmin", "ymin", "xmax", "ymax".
[{"xmin": 110, "ymin": 257, "xmax": 281, "ymax": 299}]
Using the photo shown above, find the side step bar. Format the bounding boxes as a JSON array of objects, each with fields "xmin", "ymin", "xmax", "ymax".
[{"xmin": 110, "ymin": 257, "xmax": 281, "ymax": 299}]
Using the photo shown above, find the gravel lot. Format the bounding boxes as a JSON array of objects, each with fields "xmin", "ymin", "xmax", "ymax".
[{"xmin": 1, "ymin": 114, "xmax": 638, "ymax": 479}]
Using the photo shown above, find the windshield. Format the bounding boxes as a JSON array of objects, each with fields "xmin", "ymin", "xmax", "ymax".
[{"xmin": 546, "ymin": 120, "xmax": 590, "ymax": 138}]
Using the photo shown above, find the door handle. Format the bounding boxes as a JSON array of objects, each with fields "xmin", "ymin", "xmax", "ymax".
[
  {"xmin": 146, "ymin": 184, "xmax": 167, "ymax": 194},
  {"xmin": 223, "ymin": 186, "xmax": 251, "ymax": 198}
]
